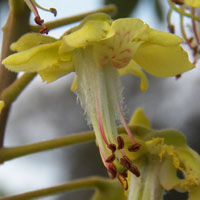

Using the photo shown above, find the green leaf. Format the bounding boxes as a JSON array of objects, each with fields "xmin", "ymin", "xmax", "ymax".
[{"xmin": 104, "ymin": 0, "xmax": 140, "ymax": 18}]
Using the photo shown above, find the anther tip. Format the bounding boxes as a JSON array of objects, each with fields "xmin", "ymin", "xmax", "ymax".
[
  {"xmin": 128, "ymin": 143, "xmax": 141, "ymax": 152},
  {"xmin": 50, "ymin": 8, "xmax": 57, "ymax": 16},
  {"xmin": 34, "ymin": 16, "xmax": 44, "ymax": 26}
]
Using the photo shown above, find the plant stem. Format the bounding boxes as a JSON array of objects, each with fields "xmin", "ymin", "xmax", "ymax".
[
  {"xmin": 0, "ymin": 176, "xmax": 108, "ymax": 200},
  {"xmin": 0, "ymin": 132, "xmax": 95, "ymax": 163},
  {"xmin": 0, "ymin": 72, "xmax": 37, "ymax": 106},
  {"xmin": 0, "ymin": 126, "xmax": 131, "ymax": 162},
  {"xmin": 30, "ymin": 4, "xmax": 117, "ymax": 32},
  {"xmin": 0, "ymin": 0, "xmax": 30, "ymax": 147}
]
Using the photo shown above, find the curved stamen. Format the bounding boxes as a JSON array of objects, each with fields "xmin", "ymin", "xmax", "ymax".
[
  {"xmin": 96, "ymin": 97, "xmax": 109, "ymax": 146},
  {"xmin": 119, "ymin": 107, "xmax": 137, "ymax": 145}
]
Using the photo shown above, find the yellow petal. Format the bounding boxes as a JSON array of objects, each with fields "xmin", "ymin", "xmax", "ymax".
[
  {"xmin": 185, "ymin": 0, "xmax": 200, "ymax": 7},
  {"xmin": 11, "ymin": 33, "xmax": 57, "ymax": 52},
  {"xmin": 129, "ymin": 107, "xmax": 151, "ymax": 129},
  {"xmin": 0, "ymin": 101, "xmax": 4, "ymax": 113},
  {"xmin": 93, "ymin": 18, "xmax": 148, "ymax": 68},
  {"xmin": 146, "ymin": 28, "xmax": 183, "ymax": 46},
  {"xmin": 63, "ymin": 20, "xmax": 111, "ymax": 48},
  {"xmin": 39, "ymin": 61, "xmax": 75, "ymax": 83},
  {"xmin": 133, "ymin": 43, "xmax": 194, "ymax": 77},
  {"xmin": 189, "ymin": 186, "xmax": 200, "ymax": 200},
  {"xmin": 71, "ymin": 76, "xmax": 78, "ymax": 92},
  {"xmin": 119, "ymin": 60, "xmax": 148, "ymax": 92},
  {"xmin": 159, "ymin": 158, "xmax": 181, "ymax": 190},
  {"xmin": 3, "ymin": 41, "xmax": 62, "ymax": 72}
]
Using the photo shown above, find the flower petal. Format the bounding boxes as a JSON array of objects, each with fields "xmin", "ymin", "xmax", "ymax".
[
  {"xmin": 3, "ymin": 41, "xmax": 62, "ymax": 72},
  {"xmin": 189, "ymin": 186, "xmax": 200, "ymax": 200},
  {"xmin": 146, "ymin": 28, "xmax": 183, "ymax": 46},
  {"xmin": 185, "ymin": 0, "xmax": 200, "ymax": 7},
  {"xmin": 39, "ymin": 61, "xmax": 75, "ymax": 83},
  {"xmin": 11, "ymin": 33, "xmax": 57, "ymax": 52},
  {"xmin": 0, "ymin": 101, "xmax": 4, "ymax": 113},
  {"xmin": 133, "ymin": 43, "xmax": 194, "ymax": 77},
  {"xmin": 129, "ymin": 107, "xmax": 151, "ymax": 129},
  {"xmin": 63, "ymin": 20, "xmax": 111, "ymax": 48},
  {"xmin": 159, "ymin": 158, "xmax": 181, "ymax": 190},
  {"xmin": 119, "ymin": 60, "xmax": 148, "ymax": 92}
]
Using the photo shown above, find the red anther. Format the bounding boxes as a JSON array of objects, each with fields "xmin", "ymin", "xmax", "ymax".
[
  {"xmin": 128, "ymin": 143, "xmax": 141, "ymax": 152},
  {"xmin": 106, "ymin": 154, "xmax": 115, "ymax": 163},
  {"xmin": 118, "ymin": 174, "xmax": 128, "ymax": 190},
  {"xmin": 172, "ymin": 0, "xmax": 184, "ymax": 5},
  {"xmin": 120, "ymin": 156, "xmax": 131, "ymax": 169},
  {"xmin": 40, "ymin": 26, "xmax": 49, "ymax": 34},
  {"xmin": 107, "ymin": 144, "xmax": 116, "ymax": 153},
  {"xmin": 120, "ymin": 171, "xmax": 128, "ymax": 178},
  {"xmin": 176, "ymin": 74, "xmax": 181, "ymax": 79},
  {"xmin": 34, "ymin": 16, "xmax": 44, "ymax": 25},
  {"xmin": 50, "ymin": 8, "xmax": 57, "ymax": 16},
  {"xmin": 117, "ymin": 136, "xmax": 124, "ymax": 150},
  {"xmin": 107, "ymin": 163, "xmax": 117, "ymax": 179},
  {"xmin": 129, "ymin": 165, "xmax": 140, "ymax": 177}
]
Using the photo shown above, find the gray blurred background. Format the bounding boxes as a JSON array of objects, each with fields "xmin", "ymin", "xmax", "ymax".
[{"xmin": 0, "ymin": 0, "xmax": 200, "ymax": 199}]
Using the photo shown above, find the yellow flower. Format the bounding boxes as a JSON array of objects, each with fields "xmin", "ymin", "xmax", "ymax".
[
  {"xmin": 0, "ymin": 101, "xmax": 4, "ymax": 113},
  {"xmin": 2, "ymin": 13, "xmax": 194, "ymax": 189},
  {"xmin": 125, "ymin": 108, "xmax": 200, "ymax": 200}
]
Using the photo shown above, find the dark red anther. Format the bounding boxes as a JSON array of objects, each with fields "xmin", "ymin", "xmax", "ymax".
[
  {"xmin": 40, "ymin": 26, "xmax": 49, "ymax": 34},
  {"xmin": 120, "ymin": 171, "xmax": 128, "ymax": 178},
  {"xmin": 50, "ymin": 8, "xmax": 57, "ymax": 16},
  {"xmin": 107, "ymin": 144, "xmax": 116, "ymax": 153},
  {"xmin": 107, "ymin": 163, "xmax": 117, "ymax": 179},
  {"xmin": 129, "ymin": 165, "xmax": 140, "ymax": 177},
  {"xmin": 176, "ymin": 74, "xmax": 181, "ymax": 79},
  {"xmin": 34, "ymin": 16, "xmax": 44, "ymax": 25},
  {"xmin": 168, "ymin": 24, "xmax": 175, "ymax": 34},
  {"xmin": 106, "ymin": 154, "xmax": 115, "ymax": 163},
  {"xmin": 120, "ymin": 156, "xmax": 131, "ymax": 169},
  {"xmin": 172, "ymin": 0, "xmax": 184, "ymax": 5},
  {"xmin": 117, "ymin": 136, "xmax": 124, "ymax": 150},
  {"xmin": 118, "ymin": 174, "xmax": 128, "ymax": 190},
  {"xmin": 128, "ymin": 143, "xmax": 141, "ymax": 152}
]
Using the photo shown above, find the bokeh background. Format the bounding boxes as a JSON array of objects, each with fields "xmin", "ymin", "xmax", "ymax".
[{"xmin": 0, "ymin": 0, "xmax": 200, "ymax": 199}]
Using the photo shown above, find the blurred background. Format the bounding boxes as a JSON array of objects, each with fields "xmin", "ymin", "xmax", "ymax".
[{"xmin": 0, "ymin": 0, "xmax": 200, "ymax": 199}]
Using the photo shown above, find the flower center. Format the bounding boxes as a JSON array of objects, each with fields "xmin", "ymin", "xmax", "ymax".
[
  {"xmin": 95, "ymin": 30, "xmax": 135, "ymax": 69},
  {"xmin": 74, "ymin": 46, "xmax": 141, "ymax": 190}
]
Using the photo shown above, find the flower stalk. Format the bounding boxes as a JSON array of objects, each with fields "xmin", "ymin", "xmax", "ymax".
[
  {"xmin": 0, "ymin": 0, "xmax": 30, "ymax": 148},
  {"xmin": 128, "ymin": 158, "xmax": 164, "ymax": 200},
  {"xmin": 0, "ymin": 176, "xmax": 108, "ymax": 200},
  {"xmin": 30, "ymin": 4, "xmax": 117, "ymax": 32}
]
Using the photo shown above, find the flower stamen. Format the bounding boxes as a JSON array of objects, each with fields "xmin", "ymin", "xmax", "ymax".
[
  {"xmin": 128, "ymin": 143, "xmax": 141, "ymax": 152},
  {"xmin": 105, "ymin": 154, "xmax": 116, "ymax": 163},
  {"xmin": 117, "ymin": 136, "xmax": 124, "ymax": 150}
]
